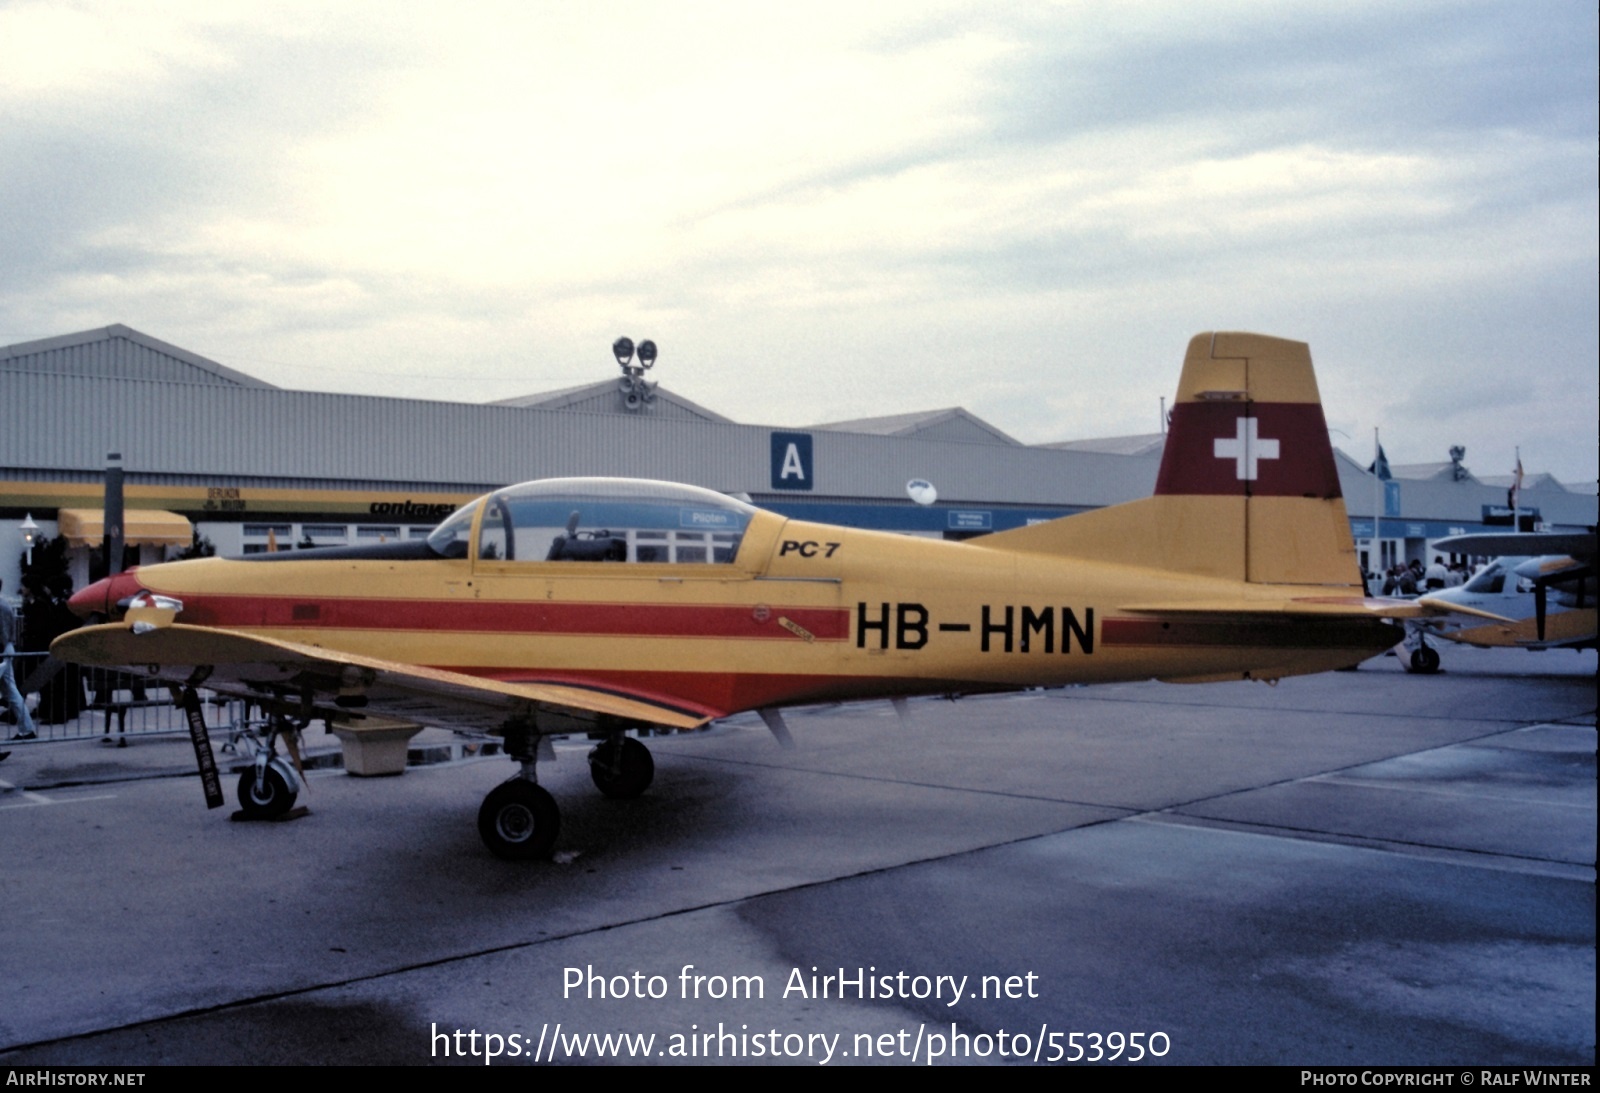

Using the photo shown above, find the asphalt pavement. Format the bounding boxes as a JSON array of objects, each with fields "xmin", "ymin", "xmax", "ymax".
[{"xmin": 0, "ymin": 645, "xmax": 1593, "ymax": 1066}]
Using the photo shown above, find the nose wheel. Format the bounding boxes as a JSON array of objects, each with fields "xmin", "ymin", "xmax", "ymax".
[
  {"xmin": 232, "ymin": 711, "xmax": 305, "ymax": 819},
  {"xmin": 237, "ymin": 765, "xmax": 297, "ymax": 818}
]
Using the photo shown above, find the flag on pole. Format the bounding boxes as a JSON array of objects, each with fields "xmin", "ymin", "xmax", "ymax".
[{"xmin": 1368, "ymin": 445, "xmax": 1392, "ymax": 480}]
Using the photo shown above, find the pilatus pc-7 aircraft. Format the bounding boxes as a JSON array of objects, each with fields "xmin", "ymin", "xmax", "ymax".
[{"xmin": 59, "ymin": 332, "xmax": 1451, "ymax": 859}]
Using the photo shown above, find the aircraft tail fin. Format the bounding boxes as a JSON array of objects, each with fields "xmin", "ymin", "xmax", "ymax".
[{"xmin": 981, "ymin": 332, "xmax": 1360, "ymax": 587}]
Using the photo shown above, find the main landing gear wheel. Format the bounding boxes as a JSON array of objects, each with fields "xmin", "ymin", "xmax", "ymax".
[
  {"xmin": 588, "ymin": 737, "xmax": 655, "ymax": 799},
  {"xmin": 478, "ymin": 779, "xmax": 560, "ymax": 860},
  {"xmin": 1409, "ymin": 645, "xmax": 1441, "ymax": 674},
  {"xmin": 237, "ymin": 766, "xmax": 296, "ymax": 819}
]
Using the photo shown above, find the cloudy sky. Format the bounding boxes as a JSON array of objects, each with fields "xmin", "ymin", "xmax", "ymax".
[{"xmin": 3, "ymin": 1, "xmax": 1595, "ymax": 483}]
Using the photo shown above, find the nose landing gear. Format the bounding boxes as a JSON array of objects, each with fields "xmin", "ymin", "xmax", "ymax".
[{"xmin": 234, "ymin": 712, "xmax": 305, "ymax": 819}]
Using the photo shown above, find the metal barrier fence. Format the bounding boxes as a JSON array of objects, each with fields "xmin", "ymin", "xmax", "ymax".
[{"xmin": 5, "ymin": 648, "xmax": 242, "ymax": 744}]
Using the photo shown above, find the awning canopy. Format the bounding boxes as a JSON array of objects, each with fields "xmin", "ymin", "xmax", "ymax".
[{"xmin": 57, "ymin": 509, "xmax": 193, "ymax": 549}]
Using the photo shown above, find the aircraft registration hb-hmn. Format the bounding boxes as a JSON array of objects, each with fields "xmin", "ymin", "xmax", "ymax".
[{"xmin": 58, "ymin": 332, "xmax": 1444, "ymax": 859}]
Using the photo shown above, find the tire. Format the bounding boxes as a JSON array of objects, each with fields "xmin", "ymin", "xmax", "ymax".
[
  {"xmin": 237, "ymin": 765, "xmax": 296, "ymax": 819},
  {"xmin": 477, "ymin": 780, "xmax": 560, "ymax": 860},
  {"xmin": 588, "ymin": 737, "xmax": 655, "ymax": 799},
  {"xmin": 1409, "ymin": 646, "xmax": 1441, "ymax": 674}
]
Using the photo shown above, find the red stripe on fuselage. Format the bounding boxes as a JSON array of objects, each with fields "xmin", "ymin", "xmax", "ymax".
[
  {"xmin": 174, "ymin": 595, "xmax": 851, "ymax": 641},
  {"xmin": 1155, "ymin": 401, "xmax": 1342, "ymax": 498}
]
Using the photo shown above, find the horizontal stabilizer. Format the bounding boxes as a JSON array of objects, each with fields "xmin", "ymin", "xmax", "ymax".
[
  {"xmin": 1413, "ymin": 596, "xmax": 1518, "ymax": 624},
  {"xmin": 1119, "ymin": 596, "xmax": 1415, "ymax": 617},
  {"xmin": 1119, "ymin": 596, "xmax": 1515, "ymax": 624}
]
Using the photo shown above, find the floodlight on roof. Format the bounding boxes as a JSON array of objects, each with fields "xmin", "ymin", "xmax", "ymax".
[{"xmin": 614, "ymin": 335, "xmax": 658, "ymax": 411}]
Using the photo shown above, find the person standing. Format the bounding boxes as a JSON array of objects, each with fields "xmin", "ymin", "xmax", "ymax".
[
  {"xmin": 1, "ymin": 578, "xmax": 37, "ymax": 740},
  {"xmin": 1424, "ymin": 556, "xmax": 1449, "ymax": 591}
]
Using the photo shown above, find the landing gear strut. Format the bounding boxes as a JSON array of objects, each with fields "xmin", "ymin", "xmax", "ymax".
[{"xmin": 235, "ymin": 712, "xmax": 304, "ymax": 818}]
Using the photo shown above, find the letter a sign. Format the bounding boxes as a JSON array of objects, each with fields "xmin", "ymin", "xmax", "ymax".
[{"xmin": 770, "ymin": 432, "xmax": 814, "ymax": 491}]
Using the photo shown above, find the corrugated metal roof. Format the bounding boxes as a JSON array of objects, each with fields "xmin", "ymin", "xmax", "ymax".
[
  {"xmin": 1390, "ymin": 461, "xmax": 1479, "ymax": 484},
  {"xmin": 811, "ymin": 407, "xmax": 1020, "ymax": 446},
  {"xmin": 0, "ymin": 370, "xmax": 1158, "ymax": 506},
  {"xmin": 1479, "ymin": 472, "xmax": 1572, "ymax": 493},
  {"xmin": 492, "ymin": 379, "xmax": 733, "ymax": 423},
  {"xmin": 0, "ymin": 325, "xmax": 275, "ymax": 388},
  {"xmin": 1038, "ymin": 433, "xmax": 1167, "ymax": 456}
]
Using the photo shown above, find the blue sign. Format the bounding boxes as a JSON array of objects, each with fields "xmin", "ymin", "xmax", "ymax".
[
  {"xmin": 770, "ymin": 432, "xmax": 813, "ymax": 491},
  {"xmin": 1383, "ymin": 480, "xmax": 1401, "ymax": 517},
  {"xmin": 948, "ymin": 511, "xmax": 993, "ymax": 531}
]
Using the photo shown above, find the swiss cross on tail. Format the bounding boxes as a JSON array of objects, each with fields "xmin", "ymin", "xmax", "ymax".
[
  {"xmin": 1156, "ymin": 402, "xmax": 1340, "ymax": 498},
  {"xmin": 1213, "ymin": 417, "xmax": 1281, "ymax": 480}
]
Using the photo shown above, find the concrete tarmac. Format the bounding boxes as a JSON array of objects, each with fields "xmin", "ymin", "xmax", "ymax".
[{"xmin": 0, "ymin": 646, "xmax": 1593, "ymax": 1066}]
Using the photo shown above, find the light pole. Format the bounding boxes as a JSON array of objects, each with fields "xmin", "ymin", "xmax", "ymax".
[{"xmin": 19, "ymin": 514, "xmax": 39, "ymax": 566}]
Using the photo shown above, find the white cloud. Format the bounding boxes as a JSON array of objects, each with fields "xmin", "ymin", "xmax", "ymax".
[{"xmin": 2, "ymin": 1, "xmax": 1594, "ymax": 481}]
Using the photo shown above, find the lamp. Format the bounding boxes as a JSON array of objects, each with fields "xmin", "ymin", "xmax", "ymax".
[{"xmin": 19, "ymin": 513, "xmax": 38, "ymax": 566}]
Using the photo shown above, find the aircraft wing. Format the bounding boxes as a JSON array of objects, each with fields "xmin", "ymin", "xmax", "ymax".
[
  {"xmin": 51, "ymin": 623, "xmax": 709, "ymax": 735},
  {"xmin": 1431, "ymin": 531, "xmax": 1596, "ymax": 564}
]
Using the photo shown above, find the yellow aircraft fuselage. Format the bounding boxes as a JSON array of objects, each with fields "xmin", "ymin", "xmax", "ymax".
[{"xmin": 73, "ymin": 517, "xmax": 1392, "ymax": 723}]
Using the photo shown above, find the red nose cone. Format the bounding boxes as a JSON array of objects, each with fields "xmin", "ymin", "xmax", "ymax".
[{"xmin": 67, "ymin": 570, "xmax": 146, "ymax": 620}]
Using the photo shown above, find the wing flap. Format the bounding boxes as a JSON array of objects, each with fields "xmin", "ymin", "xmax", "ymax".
[{"xmin": 52, "ymin": 623, "xmax": 707, "ymax": 734}]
